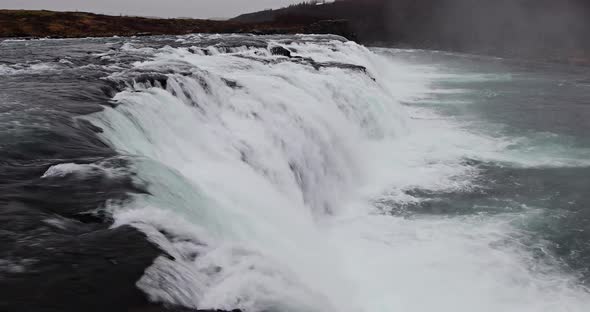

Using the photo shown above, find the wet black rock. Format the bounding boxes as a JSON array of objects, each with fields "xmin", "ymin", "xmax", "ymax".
[{"xmin": 270, "ymin": 46, "xmax": 292, "ymax": 57}]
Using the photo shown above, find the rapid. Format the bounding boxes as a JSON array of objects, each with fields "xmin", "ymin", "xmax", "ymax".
[{"xmin": 1, "ymin": 34, "xmax": 589, "ymax": 312}]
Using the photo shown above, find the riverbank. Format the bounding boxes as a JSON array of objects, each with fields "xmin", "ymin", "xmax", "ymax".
[{"xmin": 0, "ymin": 10, "xmax": 354, "ymax": 40}]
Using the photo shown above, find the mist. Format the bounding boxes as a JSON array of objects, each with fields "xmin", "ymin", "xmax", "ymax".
[{"xmin": 423, "ymin": 0, "xmax": 590, "ymax": 57}]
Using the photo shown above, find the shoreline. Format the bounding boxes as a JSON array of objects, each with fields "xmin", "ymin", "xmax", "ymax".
[
  {"xmin": 2, "ymin": 10, "xmax": 588, "ymax": 67},
  {"xmin": 0, "ymin": 9, "xmax": 355, "ymax": 41}
]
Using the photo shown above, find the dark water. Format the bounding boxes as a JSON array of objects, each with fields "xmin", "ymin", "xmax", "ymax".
[{"xmin": 0, "ymin": 37, "xmax": 200, "ymax": 312}]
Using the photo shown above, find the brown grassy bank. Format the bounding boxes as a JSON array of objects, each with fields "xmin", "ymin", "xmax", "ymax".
[{"xmin": 0, "ymin": 9, "xmax": 354, "ymax": 39}]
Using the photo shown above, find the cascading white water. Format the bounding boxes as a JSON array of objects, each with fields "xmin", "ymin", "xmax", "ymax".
[{"xmin": 87, "ymin": 35, "xmax": 590, "ymax": 312}]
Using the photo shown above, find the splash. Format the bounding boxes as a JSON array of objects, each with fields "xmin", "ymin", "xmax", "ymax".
[{"xmin": 88, "ymin": 35, "xmax": 590, "ymax": 312}]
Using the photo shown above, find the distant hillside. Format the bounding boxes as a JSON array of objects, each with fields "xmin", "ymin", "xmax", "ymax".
[
  {"xmin": 234, "ymin": 0, "xmax": 590, "ymax": 62},
  {"xmin": 0, "ymin": 10, "xmax": 353, "ymax": 39}
]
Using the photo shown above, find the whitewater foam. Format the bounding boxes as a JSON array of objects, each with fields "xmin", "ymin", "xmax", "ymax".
[
  {"xmin": 88, "ymin": 35, "xmax": 590, "ymax": 312},
  {"xmin": 41, "ymin": 160, "xmax": 129, "ymax": 179},
  {"xmin": 0, "ymin": 62, "xmax": 61, "ymax": 75}
]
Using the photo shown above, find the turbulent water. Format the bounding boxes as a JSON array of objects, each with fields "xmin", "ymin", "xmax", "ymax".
[{"xmin": 1, "ymin": 34, "xmax": 590, "ymax": 312}]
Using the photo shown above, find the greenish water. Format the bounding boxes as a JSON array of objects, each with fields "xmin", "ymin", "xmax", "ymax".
[{"xmin": 380, "ymin": 48, "xmax": 590, "ymax": 284}]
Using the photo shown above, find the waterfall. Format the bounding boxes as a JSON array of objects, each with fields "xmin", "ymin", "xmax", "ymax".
[{"xmin": 86, "ymin": 35, "xmax": 590, "ymax": 312}]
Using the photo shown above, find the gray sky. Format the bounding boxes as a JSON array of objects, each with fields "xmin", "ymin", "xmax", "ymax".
[{"xmin": 0, "ymin": 0, "xmax": 302, "ymax": 19}]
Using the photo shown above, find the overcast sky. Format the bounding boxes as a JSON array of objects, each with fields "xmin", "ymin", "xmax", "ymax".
[{"xmin": 0, "ymin": 0, "xmax": 302, "ymax": 19}]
